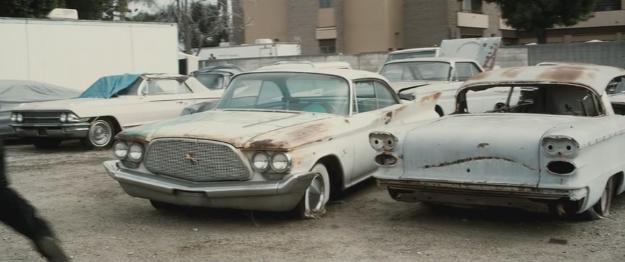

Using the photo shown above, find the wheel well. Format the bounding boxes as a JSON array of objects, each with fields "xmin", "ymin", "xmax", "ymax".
[
  {"xmin": 96, "ymin": 116, "xmax": 122, "ymax": 133},
  {"xmin": 317, "ymin": 155, "xmax": 344, "ymax": 199},
  {"xmin": 612, "ymin": 171, "xmax": 624, "ymax": 196}
]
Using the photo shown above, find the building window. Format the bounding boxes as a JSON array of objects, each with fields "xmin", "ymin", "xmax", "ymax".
[
  {"xmin": 319, "ymin": 0, "xmax": 332, "ymax": 8},
  {"xmin": 594, "ymin": 0, "xmax": 621, "ymax": 11},
  {"xmin": 461, "ymin": 0, "xmax": 482, "ymax": 13},
  {"xmin": 319, "ymin": 39, "xmax": 336, "ymax": 54}
]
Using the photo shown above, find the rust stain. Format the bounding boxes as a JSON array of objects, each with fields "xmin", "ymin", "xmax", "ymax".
[
  {"xmin": 246, "ymin": 139, "xmax": 287, "ymax": 150},
  {"xmin": 422, "ymin": 156, "xmax": 536, "ymax": 170},
  {"xmin": 500, "ymin": 68, "xmax": 523, "ymax": 78},
  {"xmin": 470, "ymin": 71, "xmax": 491, "ymax": 80},
  {"xmin": 536, "ymin": 66, "xmax": 585, "ymax": 82},
  {"xmin": 419, "ymin": 92, "xmax": 442, "ymax": 102}
]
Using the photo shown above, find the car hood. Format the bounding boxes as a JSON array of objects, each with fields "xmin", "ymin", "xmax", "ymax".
[
  {"xmin": 400, "ymin": 114, "xmax": 600, "ymax": 183},
  {"xmin": 13, "ymin": 97, "xmax": 141, "ymax": 115},
  {"xmin": 118, "ymin": 110, "xmax": 346, "ymax": 150}
]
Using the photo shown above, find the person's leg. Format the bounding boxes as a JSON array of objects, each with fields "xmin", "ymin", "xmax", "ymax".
[{"xmin": 0, "ymin": 187, "xmax": 68, "ymax": 262}]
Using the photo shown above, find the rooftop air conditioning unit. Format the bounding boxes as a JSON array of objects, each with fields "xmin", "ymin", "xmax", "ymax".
[{"xmin": 47, "ymin": 8, "xmax": 79, "ymax": 20}]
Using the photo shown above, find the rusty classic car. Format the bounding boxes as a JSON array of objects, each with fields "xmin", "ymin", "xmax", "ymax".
[
  {"xmin": 104, "ymin": 69, "xmax": 439, "ymax": 218},
  {"xmin": 370, "ymin": 64, "xmax": 625, "ymax": 220},
  {"xmin": 11, "ymin": 74, "xmax": 221, "ymax": 149}
]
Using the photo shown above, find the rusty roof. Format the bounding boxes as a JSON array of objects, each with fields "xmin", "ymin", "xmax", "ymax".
[{"xmin": 464, "ymin": 65, "xmax": 625, "ymax": 93}]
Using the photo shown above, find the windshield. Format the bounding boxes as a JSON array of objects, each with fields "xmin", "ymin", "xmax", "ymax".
[
  {"xmin": 456, "ymin": 84, "xmax": 603, "ymax": 117},
  {"xmin": 217, "ymin": 72, "xmax": 350, "ymax": 116},
  {"xmin": 380, "ymin": 61, "xmax": 451, "ymax": 82},
  {"xmin": 388, "ymin": 50, "xmax": 437, "ymax": 61},
  {"xmin": 195, "ymin": 74, "xmax": 225, "ymax": 90}
]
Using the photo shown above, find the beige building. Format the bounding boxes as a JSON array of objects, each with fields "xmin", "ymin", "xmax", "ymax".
[{"xmin": 232, "ymin": 0, "xmax": 625, "ymax": 55}]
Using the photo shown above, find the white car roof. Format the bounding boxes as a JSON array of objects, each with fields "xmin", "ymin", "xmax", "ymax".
[
  {"xmin": 257, "ymin": 61, "xmax": 352, "ymax": 71},
  {"xmin": 463, "ymin": 65, "xmax": 625, "ymax": 93},
  {"xmin": 383, "ymin": 57, "xmax": 477, "ymax": 65},
  {"xmin": 245, "ymin": 68, "xmax": 385, "ymax": 81},
  {"xmin": 388, "ymin": 47, "xmax": 439, "ymax": 55}
]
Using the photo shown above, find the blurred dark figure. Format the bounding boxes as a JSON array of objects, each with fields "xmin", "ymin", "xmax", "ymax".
[{"xmin": 0, "ymin": 140, "xmax": 69, "ymax": 262}]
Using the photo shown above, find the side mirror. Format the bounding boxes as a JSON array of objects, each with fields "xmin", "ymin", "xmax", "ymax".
[{"xmin": 398, "ymin": 93, "xmax": 416, "ymax": 101}]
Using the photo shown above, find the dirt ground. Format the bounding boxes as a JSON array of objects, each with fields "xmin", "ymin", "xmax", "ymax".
[{"xmin": 2, "ymin": 141, "xmax": 625, "ymax": 262}]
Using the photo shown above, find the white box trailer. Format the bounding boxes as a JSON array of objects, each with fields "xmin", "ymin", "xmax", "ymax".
[
  {"xmin": 0, "ymin": 18, "xmax": 178, "ymax": 91},
  {"xmin": 196, "ymin": 42, "xmax": 301, "ymax": 60}
]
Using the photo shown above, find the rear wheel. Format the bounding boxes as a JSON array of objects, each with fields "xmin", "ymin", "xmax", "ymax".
[
  {"xmin": 293, "ymin": 163, "xmax": 331, "ymax": 219},
  {"xmin": 33, "ymin": 139, "xmax": 62, "ymax": 149},
  {"xmin": 81, "ymin": 119, "xmax": 115, "ymax": 149},
  {"xmin": 584, "ymin": 177, "xmax": 615, "ymax": 220}
]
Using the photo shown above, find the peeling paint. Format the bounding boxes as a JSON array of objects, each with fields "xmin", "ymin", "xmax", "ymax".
[{"xmin": 421, "ymin": 156, "xmax": 536, "ymax": 171}]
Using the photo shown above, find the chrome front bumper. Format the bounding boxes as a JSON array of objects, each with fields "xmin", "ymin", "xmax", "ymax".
[
  {"xmin": 11, "ymin": 123, "xmax": 90, "ymax": 138},
  {"xmin": 103, "ymin": 160, "xmax": 317, "ymax": 211},
  {"xmin": 378, "ymin": 178, "xmax": 588, "ymax": 212}
]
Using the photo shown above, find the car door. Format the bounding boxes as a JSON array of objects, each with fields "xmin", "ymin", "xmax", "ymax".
[
  {"xmin": 140, "ymin": 78, "xmax": 198, "ymax": 123},
  {"xmin": 348, "ymin": 79, "xmax": 402, "ymax": 185}
]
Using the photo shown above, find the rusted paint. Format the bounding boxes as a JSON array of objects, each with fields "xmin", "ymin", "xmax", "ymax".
[
  {"xmin": 536, "ymin": 66, "xmax": 586, "ymax": 82},
  {"xmin": 501, "ymin": 68, "xmax": 523, "ymax": 78},
  {"xmin": 246, "ymin": 139, "xmax": 287, "ymax": 150},
  {"xmin": 422, "ymin": 156, "xmax": 536, "ymax": 170},
  {"xmin": 419, "ymin": 91, "xmax": 442, "ymax": 102}
]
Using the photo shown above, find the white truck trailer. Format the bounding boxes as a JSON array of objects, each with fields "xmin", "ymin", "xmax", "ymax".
[{"xmin": 0, "ymin": 17, "xmax": 179, "ymax": 91}]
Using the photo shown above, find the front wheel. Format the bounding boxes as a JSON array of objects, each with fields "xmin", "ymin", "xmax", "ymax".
[
  {"xmin": 81, "ymin": 119, "xmax": 115, "ymax": 149},
  {"xmin": 583, "ymin": 177, "xmax": 615, "ymax": 220},
  {"xmin": 293, "ymin": 163, "xmax": 331, "ymax": 219}
]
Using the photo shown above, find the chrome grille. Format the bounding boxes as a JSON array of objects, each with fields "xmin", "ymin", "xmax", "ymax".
[
  {"xmin": 21, "ymin": 112, "xmax": 62, "ymax": 124},
  {"xmin": 144, "ymin": 139, "xmax": 251, "ymax": 182}
]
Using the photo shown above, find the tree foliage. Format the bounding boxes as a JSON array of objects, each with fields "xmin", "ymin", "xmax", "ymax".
[
  {"xmin": 485, "ymin": 0, "xmax": 597, "ymax": 43},
  {"xmin": 0, "ymin": 0, "xmax": 59, "ymax": 18},
  {"xmin": 0, "ymin": 0, "xmax": 130, "ymax": 20}
]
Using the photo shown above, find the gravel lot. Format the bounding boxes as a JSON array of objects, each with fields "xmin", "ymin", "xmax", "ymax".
[{"xmin": 2, "ymin": 141, "xmax": 625, "ymax": 262}]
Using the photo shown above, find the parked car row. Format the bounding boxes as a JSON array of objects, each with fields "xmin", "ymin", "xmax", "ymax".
[{"xmin": 5, "ymin": 47, "xmax": 625, "ymax": 221}]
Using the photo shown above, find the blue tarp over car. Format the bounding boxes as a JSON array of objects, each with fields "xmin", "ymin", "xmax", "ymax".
[{"xmin": 79, "ymin": 74, "xmax": 141, "ymax": 98}]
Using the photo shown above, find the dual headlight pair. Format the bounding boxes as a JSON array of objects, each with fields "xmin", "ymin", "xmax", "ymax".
[
  {"xmin": 251, "ymin": 152, "xmax": 291, "ymax": 173},
  {"xmin": 114, "ymin": 141, "xmax": 144, "ymax": 163},
  {"xmin": 59, "ymin": 112, "xmax": 86, "ymax": 122},
  {"xmin": 9, "ymin": 113, "xmax": 23, "ymax": 122}
]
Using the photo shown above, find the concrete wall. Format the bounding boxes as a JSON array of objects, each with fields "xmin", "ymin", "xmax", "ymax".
[
  {"xmin": 202, "ymin": 42, "xmax": 625, "ymax": 72},
  {"xmin": 241, "ymin": 0, "xmax": 288, "ymax": 43},
  {"xmin": 403, "ymin": 0, "xmax": 450, "ymax": 48},
  {"xmin": 200, "ymin": 46, "xmax": 529, "ymax": 72},
  {"xmin": 344, "ymin": 0, "xmax": 403, "ymax": 54},
  {"xmin": 527, "ymin": 42, "xmax": 625, "ymax": 68}
]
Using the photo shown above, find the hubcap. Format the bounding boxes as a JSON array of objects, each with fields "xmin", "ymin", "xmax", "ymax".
[
  {"xmin": 90, "ymin": 121, "xmax": 112, "ymax": 146},
  {"xmin": 306, "ymin": 174, "xmax": 326, "ymax": 213}
]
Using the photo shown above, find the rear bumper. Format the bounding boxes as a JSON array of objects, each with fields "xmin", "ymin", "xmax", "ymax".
[
  {"xmin": 103, "ymin": 160, "xmax": 316, "ymax": 211},
  {"xmin": 11, "ymin": 123, "xmax": 89, "ymax": 138},
  {"xmin": 378, "ymin": 178, "xmax": 588, "ymax": 212}
]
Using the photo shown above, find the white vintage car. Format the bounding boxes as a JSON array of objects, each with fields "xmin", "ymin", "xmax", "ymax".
[
  {"xmin": 370, "ymin": 65, "xmax": 625, "ymax": 220},
  {"xmin": 103, "ymin": 69, "xmax": 439, "ymax": 218},
  {"xmin": 379, "ymin": 57, "xmax": 484, "ymax": 115},
  {"xmin": 10, "ymin": 74, "xmax": 222, "ymax": 149}
]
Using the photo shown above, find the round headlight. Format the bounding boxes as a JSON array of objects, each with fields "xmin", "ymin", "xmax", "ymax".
[
  {"xmin": 270, "ymin": 153, "xmax": 291, "ymax": 172},
  {"xmin": 16, "ymin": 113, "xmax": 23, "ymax": 122},
  {"xmin": 113, "ymin": 141, "xmax": 129, "ymax": 159},
  {"xmin": 251, "ymin": 152, "xmax": 269, "ymax": 172},
  {"xmin": 59, "ymin": 113, "xmax": 67, "ymax": 122},
  {"xmin": 66, "ymin": 113, "xmax": 79, "ymax": 122},
  {"xmin": 10, "ymin": 113, "xmax": 17, "ymax": 122},
  {"xmin": 128, "ymin": 143, "xmax": 144, "ymax": 162}
]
